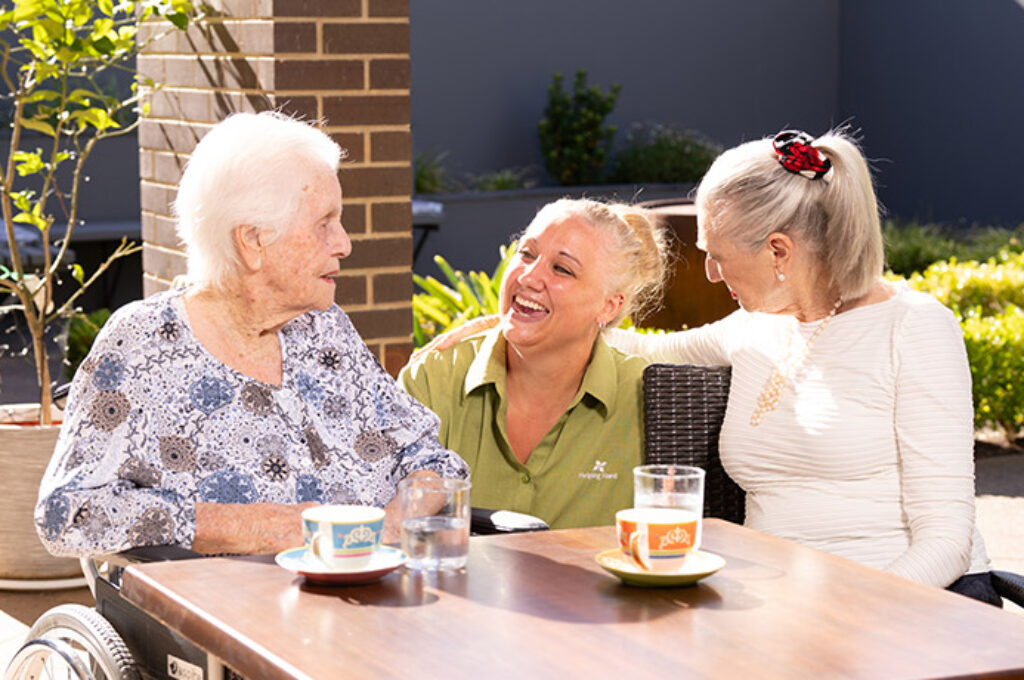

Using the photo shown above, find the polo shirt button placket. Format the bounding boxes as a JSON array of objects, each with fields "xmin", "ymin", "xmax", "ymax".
[{"xmin": 521, "ymin": 473, "xmax": 531, "ymax": 484}]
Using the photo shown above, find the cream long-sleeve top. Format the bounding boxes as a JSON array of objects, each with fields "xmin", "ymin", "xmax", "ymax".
[{"xmin": 607, "ymin": 284, "xmax": 989, "ymax": 587}]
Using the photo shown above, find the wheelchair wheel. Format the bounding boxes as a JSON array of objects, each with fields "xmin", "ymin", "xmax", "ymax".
[{"xmin": 4, "ymin": 604, "xmax": 139, "ymax": 680}]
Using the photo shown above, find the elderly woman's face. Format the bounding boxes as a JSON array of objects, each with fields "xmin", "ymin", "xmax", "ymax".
[
  {"xmin": 699, "ymin": 224, "xmax": 778, "ymax": 313},
  {"xmin": 498, "ymin": 216, "xmax": 618, "ymax": 353},
  {"xmin": 262, "ymin": 164, "xmax": 351, "ymax": 314}
]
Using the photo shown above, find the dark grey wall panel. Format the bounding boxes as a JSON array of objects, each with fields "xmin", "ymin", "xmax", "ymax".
[
  {"xmin": 411, "ymin": 0, "xmax": 841, "ymax": 184},
  {"xmin": 839, "ymin": 0, "xmax": 1024, "ymax": 226}
]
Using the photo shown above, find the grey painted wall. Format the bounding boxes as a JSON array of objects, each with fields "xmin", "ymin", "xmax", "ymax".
[
  {"xmin": 412, "ymin": 0, "xmax": 1024, "ymax": 230},
  {"xmin": 839, "ymin": 0, "xmax": 1024, "ymax": 226},
  {"xmin": 410, "ymin": 0, "xmax": 841, "ymax": 185}
]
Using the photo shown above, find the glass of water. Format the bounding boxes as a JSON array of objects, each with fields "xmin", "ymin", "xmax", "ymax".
[
  {"xmin": 398, "ymin": 476, "xmax": 471, "ymax": 571},
  {"xmin": 633, "ymin": 465, "xmax": 705, "ymax": 550}
]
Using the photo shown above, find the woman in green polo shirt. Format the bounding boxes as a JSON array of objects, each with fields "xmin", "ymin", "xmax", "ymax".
[{"xmin": 400, "ymin": 199, "xmax": 670, "ymax": 529}]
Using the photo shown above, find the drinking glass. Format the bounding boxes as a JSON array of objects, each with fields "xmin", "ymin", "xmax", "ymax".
[
  {"xmin": 633, "ymin": 464, "xmax": 705, "ymax": 551},
  {"xmin": 399, "ymin": 477, "xmax": 471, "ymax": 571}
]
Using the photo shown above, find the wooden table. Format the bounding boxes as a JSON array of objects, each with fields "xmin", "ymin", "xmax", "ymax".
[{"xmin": 120, "ymin": 519, "xmax": 1024, "ymax": 680}]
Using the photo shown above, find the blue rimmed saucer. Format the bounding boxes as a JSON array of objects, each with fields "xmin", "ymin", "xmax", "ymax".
[{"xmin": 275, "ymin": 545, "xmax": 407, "ymax": 585}]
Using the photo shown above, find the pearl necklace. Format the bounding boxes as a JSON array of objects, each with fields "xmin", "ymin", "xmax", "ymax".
[{"xmin": 750, "ymin": 298, "xmax": 843, "ymax": 426}]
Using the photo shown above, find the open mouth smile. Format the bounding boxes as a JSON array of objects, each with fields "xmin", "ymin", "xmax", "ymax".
[{"xmin": 511, "ymin": 294, "xmax": 549, "ymax": 317}]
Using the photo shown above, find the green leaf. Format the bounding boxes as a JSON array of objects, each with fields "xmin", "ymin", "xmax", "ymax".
[
  {"xmin": 91, "ymin": 35, "xmax": 115, "ymax": 54},
  {"xmin": 97, "ymin": 0, "xmax": 114, "ymax": 16},
  {"xmin": 19, "ymin": 117, "xmax": 56, "ymax": 136},
  {"xmin": 13, "ymin": 210, "xmax": 47, "ymax": 229},
  {"xmin": 71, "ymin": 263, "xmax": 85, "ymax": 284},
  {"xmin": 67, "ymin": 88, "xmax": 99, "ymax": 105},
  {"xmin": 11, "ymin": 190, "xmax": 35, "ymax": 212},
  {"xmin": 12, "ymin": 150, "xmax": 45, "ymax": 176},
  {"xmin": 21, "ymin": 89, "xmax": 60, "ymax": 104},
  {"xmin": 68, "ymin": 106, "xmax": 120, "ymax": 131},
  {"xmin": 433, "ymin": 255, "xmax": 462, "ymax": 290},
  {"xmin": 166, "ymin": 11, "xmax": 188, "ymax": 29},
  {"xmin": 413, "ymin": 274, "xmax": 461, "ymax": 311},
  {"xmin": 13, "ymin": 0, "xmax": 47, "ymax": 23}
]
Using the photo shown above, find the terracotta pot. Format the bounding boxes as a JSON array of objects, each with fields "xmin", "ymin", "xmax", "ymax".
[{"xmin": 0, "ymin": 403, "xmax": 82, "ymax": 582}]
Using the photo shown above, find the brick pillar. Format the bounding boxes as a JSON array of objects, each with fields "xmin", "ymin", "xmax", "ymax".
[{"xmin": 137, "ymin": 0, "xmax": 413, "ymax": 374}]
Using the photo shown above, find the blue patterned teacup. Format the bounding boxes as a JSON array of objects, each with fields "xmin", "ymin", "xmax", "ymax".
[{"xmin": 302, "ymin": 504, "xmax": 386, "ymax": 570}]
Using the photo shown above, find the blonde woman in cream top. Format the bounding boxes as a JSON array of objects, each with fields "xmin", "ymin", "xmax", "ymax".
[
  {"xmin": 606, "ymin": 282, "xmax": 990, "ymax": 587},
  {"xmin": 606, "ymin": 129, "xmax": 994, "ymax": 603}
]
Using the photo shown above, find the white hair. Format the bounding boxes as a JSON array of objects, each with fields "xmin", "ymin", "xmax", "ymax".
[
  {"xmin": 694, "ymin": 129, "xmax": 883, "ymax": 301},
  {"xmin": 173, "ymin": 112, "xmax": 343, "ymax": 289}
]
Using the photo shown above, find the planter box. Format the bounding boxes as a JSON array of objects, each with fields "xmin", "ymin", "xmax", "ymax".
[{"xmin": 0, "ymin": 404, "xmax": 82, "ymax": 584}]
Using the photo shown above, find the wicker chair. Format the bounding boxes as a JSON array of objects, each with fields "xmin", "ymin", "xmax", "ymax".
[
  {"xmin": 643, "ymin": 363, "xmax": 743, "ymax": 524},
  {"xmin": 641, "ymin": 362, "xmax": 1024, "ymax": 608}
]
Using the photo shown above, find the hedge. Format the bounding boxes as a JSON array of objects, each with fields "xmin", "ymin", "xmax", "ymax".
[{"xmin": 902, "ymin": 251, "xmax": 1024, "ymax": 435}]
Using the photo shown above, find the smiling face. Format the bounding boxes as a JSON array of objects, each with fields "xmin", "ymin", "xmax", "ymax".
[
  {"xmin": 261, "ymin": 163, "xmax": 351, "ymax": 315},
  {"xmin": 498, "ymin": 215, "xmax": 621, "ymax": 355}
]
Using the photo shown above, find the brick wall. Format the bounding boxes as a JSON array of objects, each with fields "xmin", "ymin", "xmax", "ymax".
[{"xmin": 137, "ymin": 0, "xmax": 413, "ymax": 374}]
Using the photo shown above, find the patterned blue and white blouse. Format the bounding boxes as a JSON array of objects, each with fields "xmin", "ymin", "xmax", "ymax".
[{"xmin": 35, "ymin": 288, "xmax": 469, "ymax": 557}]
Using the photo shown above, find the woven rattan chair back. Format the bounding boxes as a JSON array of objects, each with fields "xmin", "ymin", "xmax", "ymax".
[{"xmin": 642, "ymin": 363, "xmax": 745, "ymax": 524}]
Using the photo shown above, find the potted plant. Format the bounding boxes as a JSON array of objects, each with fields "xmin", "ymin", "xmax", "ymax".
[{"xmin": 0, "ymin": 0, "xmax": 195, "ymax": 587}]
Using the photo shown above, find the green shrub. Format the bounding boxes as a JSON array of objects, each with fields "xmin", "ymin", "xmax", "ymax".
[
  {"xmin": 412, "ymin": 247, "xmax": 514, "ymax": 348},
  {"xmin": 538, "ymin": 70, "xmax": 620, "ymax": 186},
  {"xmin": 904, "ymin": 252, "xmax": 1024, "ymax": 319},
  {"xmin": 466, "ymin": 167, "xmax": 536, "ymax": 192},
  {"xmin": 611, "ymin": 123, "xmax": 720, "ymax": 184},
  {"xmin": 901, "ymin": 251, "xmax": 1024, "ymax": 435},
  {"xmin": 413, "ymin": 149, "xmax": 451, "ymax": 194},
  {"xmin": 962, "ymin": 306, "xmax": 1024, "ymax": 435},
  {"xmin": 884, "ymin": 220, "xmax": 1024, "ymax": 277},
  {"xmin": 883, "ymin": 221, "xmax": 958, "ymax": 277}
]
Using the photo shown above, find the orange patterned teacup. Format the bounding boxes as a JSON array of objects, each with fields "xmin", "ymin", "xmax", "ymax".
[{"xmin": 616, "ymin": 507, "xmax": 699, "ymax": 572}]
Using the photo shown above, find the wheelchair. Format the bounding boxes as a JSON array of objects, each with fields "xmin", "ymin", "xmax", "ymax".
[{"xmin": 3, "ymin": 509, "xmax": 548, "ymax": 680}]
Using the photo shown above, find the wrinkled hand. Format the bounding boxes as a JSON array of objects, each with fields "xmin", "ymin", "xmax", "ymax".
[{"xmin": 193, "ymin": 501, "xmax": 319, "ymax": 555}]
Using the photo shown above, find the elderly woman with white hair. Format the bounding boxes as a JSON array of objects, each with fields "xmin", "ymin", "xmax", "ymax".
[
  {"xmin": 36, "ymin": 112, "xmax": 468, "ymax": 557},
  {"xmin": 604, "ymin": 129, "xmax": 997, "ymax": 604}
]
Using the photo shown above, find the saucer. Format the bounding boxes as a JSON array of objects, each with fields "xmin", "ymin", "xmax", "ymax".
[
  {"xmin": 275, "ymin": 545, "xmax": 407, "ymax": 585},
  {"xmin": 595, "ymin": 548, "xmax": 725, "ymax": 587}
]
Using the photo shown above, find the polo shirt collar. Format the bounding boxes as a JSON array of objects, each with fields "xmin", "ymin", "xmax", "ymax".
[
  {"xmin": 463, "ymin": 328, "xmax": 619, "ymax": 417},
  {"xmin": 464, "ymin": 328, "xmax": 506, "ymax": 397}
]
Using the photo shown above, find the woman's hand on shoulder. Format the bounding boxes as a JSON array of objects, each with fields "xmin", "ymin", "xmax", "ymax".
[{"xmin": 412, "ymin": 315, "xmax": 499, "ymax": 361}]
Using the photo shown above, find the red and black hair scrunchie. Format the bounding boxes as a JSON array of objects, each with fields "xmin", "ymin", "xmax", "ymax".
[{"xmin": 773, "ymin": 130, "xmax": 832, "ymax": 181}]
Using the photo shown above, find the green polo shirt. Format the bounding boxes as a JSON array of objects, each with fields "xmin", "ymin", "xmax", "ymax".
[{"xmin": 399, "ymin": 328, "xmax": 646, "ymax": 529}]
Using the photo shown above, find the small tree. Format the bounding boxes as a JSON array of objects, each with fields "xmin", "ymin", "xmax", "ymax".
[
  {"xmin": 0, "ymin": 0, "xmax": 195, "ymax": 424},
  {"xmin": 538, "ymin": 69, "xmax": 620, "ymax": 186}
]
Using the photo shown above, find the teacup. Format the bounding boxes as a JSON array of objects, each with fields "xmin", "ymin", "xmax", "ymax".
[
  {"xmin": 302, "ymin": 504, "xmax": 386, "ymax": 570},
  {"xmin": 616, "ymin": 507, "xmax": 699, "ymax": 572}
]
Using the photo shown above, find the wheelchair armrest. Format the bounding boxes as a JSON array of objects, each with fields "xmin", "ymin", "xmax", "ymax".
[
  {"xmin": 116, "ymin": 545, "xmax": 204, "ymax": 563},
  {"xmin": 471, "ymin": 507, "xmax": 549, "ymax": 535}
]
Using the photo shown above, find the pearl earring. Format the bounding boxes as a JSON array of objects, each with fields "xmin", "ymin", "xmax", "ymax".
[{"xmin": 777, "ymin": 272, "xmax": 786, "ymax": 282}]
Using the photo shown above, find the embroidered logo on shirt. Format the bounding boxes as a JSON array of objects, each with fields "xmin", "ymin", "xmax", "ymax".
[{"xmin": 578, "ymin": 459, "xmax": 618, "ymax": 481}]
